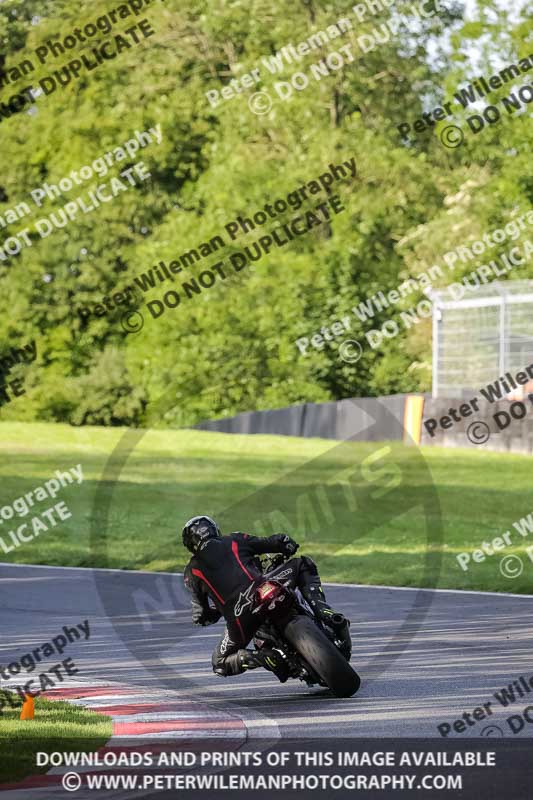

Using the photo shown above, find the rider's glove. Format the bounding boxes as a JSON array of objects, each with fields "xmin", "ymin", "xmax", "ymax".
[
  {"xmin": 275, "ymin": 534, "xmax": 299, "ymax": 556},
  {"xmin": 194, "ymin": 607, "xmax": 222, "ymax": 626}
]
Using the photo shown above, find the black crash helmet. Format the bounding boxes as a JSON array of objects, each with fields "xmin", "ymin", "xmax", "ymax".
[{"xmin": 182, "ymin": 515, "xmax": 221, "ymax": 553}]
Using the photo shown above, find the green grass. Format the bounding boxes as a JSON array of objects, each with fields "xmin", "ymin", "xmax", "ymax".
[
  {"xmin": 0, "ymin": 695, "xmax": 112, "ymax": 784},
  {"xmin": 0, "ymin": 421, "xmax": 532, "ymax": 594}
]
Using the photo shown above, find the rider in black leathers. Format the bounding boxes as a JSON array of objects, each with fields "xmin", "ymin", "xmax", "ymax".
[{"xmin": 182, "ymin": 515, "xmax": 351, "ymax": 682}]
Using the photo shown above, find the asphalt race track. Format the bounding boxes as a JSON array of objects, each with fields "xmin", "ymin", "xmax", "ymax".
[{"xmin": 2, "ymin": 563, "xmax": 533, "ymax": 740}]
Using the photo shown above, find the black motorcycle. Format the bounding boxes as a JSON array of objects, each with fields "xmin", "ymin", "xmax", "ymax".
[{"xmin": 250, "ymin": 554, "xmax": 361, "ymax": 698}]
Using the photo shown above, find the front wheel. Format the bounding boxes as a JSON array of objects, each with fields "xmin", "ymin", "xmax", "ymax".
[{"xmin": 282, "ymin": 615, "xmax": 361, "ymax": 698}]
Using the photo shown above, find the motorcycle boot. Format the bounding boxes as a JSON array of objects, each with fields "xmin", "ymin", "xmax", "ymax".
[
  {"xmin": 299, "ymin": 559, "xmax": 352, "ymax": 657},
  {"xmin": 238, "ymin": 648, "xmax": 290, "ymax": 683}
]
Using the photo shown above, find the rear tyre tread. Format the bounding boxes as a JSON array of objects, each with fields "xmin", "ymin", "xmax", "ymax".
[{"xmin": 283, "ymin": 615, "xmax": 361, "ymax": 698}]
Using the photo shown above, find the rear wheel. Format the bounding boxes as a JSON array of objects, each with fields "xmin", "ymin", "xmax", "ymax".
[{"xmin": 282, "ymin": 615, "xmax": 361, "ymax": 698}]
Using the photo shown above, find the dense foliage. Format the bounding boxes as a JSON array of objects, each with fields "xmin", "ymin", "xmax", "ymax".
[{"xmin": 0, "ymin": 0, "xmax": 531, "ymax": 426}]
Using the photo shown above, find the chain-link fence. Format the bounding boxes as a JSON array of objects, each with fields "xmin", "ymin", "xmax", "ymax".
[{"xmin": 430, "ymin": 281, "xmax": 533, "ymax": 398}]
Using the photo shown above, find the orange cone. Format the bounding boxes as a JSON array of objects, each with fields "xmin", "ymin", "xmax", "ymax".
[{"xmin": 20, "ymin": 694, "xmax": 35, "ymax": 720}]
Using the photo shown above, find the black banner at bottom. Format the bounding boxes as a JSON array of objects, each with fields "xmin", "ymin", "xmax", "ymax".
[{"xmin": 2, "ymin": 737, "xmax": 533, "ymax": 798}]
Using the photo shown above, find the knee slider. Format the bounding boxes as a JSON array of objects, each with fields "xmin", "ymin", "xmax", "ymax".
[
  {"xmin": 212, "ymin": 654, "xmax": 227, "ymax": 674},
  {"xmin": 212, "ymin": 652, "xmax": 224, "ymax": 670}
]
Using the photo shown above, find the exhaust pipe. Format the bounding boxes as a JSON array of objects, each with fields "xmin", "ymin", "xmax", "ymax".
[{"xmin": 330, "ymin": 612, "xmax": 347, "ymax": 629}]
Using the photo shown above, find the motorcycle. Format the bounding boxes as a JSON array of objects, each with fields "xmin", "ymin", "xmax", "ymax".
[{"xmin": 250, "ymin": 553, "xmax": 361, "ymax": 698}]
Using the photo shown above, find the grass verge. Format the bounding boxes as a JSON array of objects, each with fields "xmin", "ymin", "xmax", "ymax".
[
  {"xmin": 0, "ymin": 695, "xmax": 112, "ymax": 784},
  {"xmin": 0, "ymin": 421, "xmax": 532, "ymax": 593}
]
